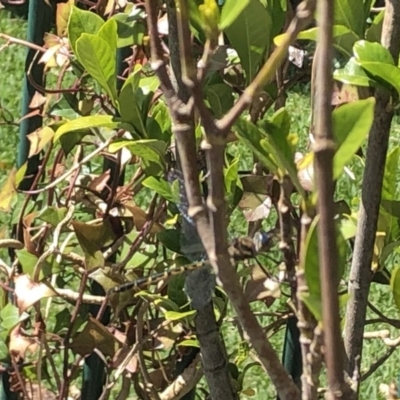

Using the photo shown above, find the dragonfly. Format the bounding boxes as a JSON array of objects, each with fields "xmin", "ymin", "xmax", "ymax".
[{"xmin": 109, "ymin": 169, "xmax": 275, "ymax": 306}]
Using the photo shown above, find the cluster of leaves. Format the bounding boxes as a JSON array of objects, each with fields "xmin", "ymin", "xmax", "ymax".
[{"xmin": 1, "ymin": 0, "xmax": 400, "ymax": 398}]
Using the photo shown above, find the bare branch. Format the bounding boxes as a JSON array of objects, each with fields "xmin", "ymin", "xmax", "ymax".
[{"xmin": 344, "ymin": 0, "xmax": 400, "ymax": 388}]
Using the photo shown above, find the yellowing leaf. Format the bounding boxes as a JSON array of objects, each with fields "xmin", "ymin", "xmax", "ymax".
[
  {"xmin": 0, "ymin": 168, "xmax": 17, "ymax": 212},
  {"xmin": 27, "ymin": 127, "xmax": 55, "ymax": 158}
]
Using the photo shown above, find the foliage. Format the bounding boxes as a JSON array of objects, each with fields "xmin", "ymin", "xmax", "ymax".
[{"xmin": 0, "ymin": 0, "xmax": 400, "ymax": 399}]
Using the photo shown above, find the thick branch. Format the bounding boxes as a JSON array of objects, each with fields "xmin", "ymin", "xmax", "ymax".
[
  {"xmin": 313, "ymin": 0, "xmax": 346, "ymax": 398},
  {"xmin": 344, "ymin": 0, "xmax": 400, "ymax": 388}
]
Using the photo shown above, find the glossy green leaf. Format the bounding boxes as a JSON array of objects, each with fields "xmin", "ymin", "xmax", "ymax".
[
  {"xmin": 333, "ymin": 98, "xmax": 375, "ymax": 179},
  {"xmin": 205, "ymin": 83, "xmax": 234, "ymax": 118},
  {"xmin": 54, "ymin": 116, "xmax": 131, "ymax": 142},
  {"xmin": 75, "ymin": 34, "xmax": 118, "ymax": 106},
  {"xmin": 365, "ymin": 10, "xmax": 384, "ymax": 43},
  {"xmin": 109, "ymin": 139, "xmax": 167, "ymax": 165},
  {"xmin": 354, "ymin": 40, "xmax": 394, "ymax": 65},
  {"xmin": 235, "ymin": 117, "xmax": 305, "ymax": 198},
  {"xmin": 15, "ymin": 249, "xmax": 38, "ymax": 277},
  {"xmin": 97, "ymin": 18, "xmax": 118, "ymax": 54},
  {"xmin": 68, "ymin": 6, "xmax": 104, "ymax": 54},
  {"xmin": 304, "ymin": 217, "xmax": 347, "ymax": 300},
  {"xmin": 164, "ymin": 310, "xmax": 196, "ymax": 321},
  {"xmin": 296, "ymin": 25, "xmax": 359, "ymax": 57},
  {"xmin": 333, "ymin": 57, "xmax": 373, "ymax": 87},
  {"xmin": 111, "ymin": 13, "xmax": 145, "ymax": 48},
  {"xmin": 157, "ymin": 230, "xmax": 182, "ymax": 254},
  {"xmin": 118, "ymin": 71, "xmax": 147, "ymax": 136},
  {"xmin": 224, "ymin": 0, "xmax": 271, "ymax": 83},
  {"xmin": 358, "ymin": 61, "xmax": 400, "ymax": 96},
  {"xmin": 334, "ymin": 0, "xmax": 365, "ymax": 37},
  {"xmin": 224, "ymin": 157, "xmax": 239, "ymax": 196},
  {"xmin": 382, "ymin": 147, "xmax": 400, "ymax": 201},
  {"xmin": 1, "ymin": 303, "xmax": 28, "ymax": 331},
  {"xmin": 38, "ymin": 207, "xmax": 68, "ymax": 226},
  {"xmin": 219, "ymin": 0, "xmax": 250, "ymax": 30},
  {"xmin": 142, "ymin": 177, "xmax": 175, "ymax": 202},
  {"xmin": 179, "ymin": 339, "xmax": 200, "ymax": 347},
  {"xmin": 390, "ymin": 266, "xmax": 400, "ymax": 313}
]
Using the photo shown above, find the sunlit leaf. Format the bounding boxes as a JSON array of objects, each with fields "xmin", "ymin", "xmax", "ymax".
[
  {"xmin": 219, "ymin": 0, "xmax": 250, "ymax": 30},
  {"xmin": 75, "ymin": 34, "xmax": 118, "ymax": 106},
  {"xmin": 54, "ymin": 115, "xmax": 131, "ymax": 142},
  {"xmin": 68, "ymin": 6, "xmax": 104, "ymax": 54},
  {"xmin": 353, "ymin": 40, "xmax": 394, "ymax": 65},
  {"xmin": 333, "ymin": 57, "xmax": 373, "ymax": 87},
  {"xmin": 142, "ymin": 177, "xmax": 175, "ymax": 202},
  {"xmin": 164, "ymin": 310, "xmax": 196, "ymax": 321},
  {"xmin": 390, "ymin": 266, "xmax": 400, "ymax": 313},
  {"xmin": 334, "ymin": 0, "xmax": 364, "ymax": 37},
  {"xmin": 0, "ymin": 168, "xmax": 17, "ymax": 212},
  {"xmin": 14, "ymin": 275, "xmax": 56, "ymax": 312},
  {"xmin": 224, "ymin": 0, "xmax": 271, "ymax": 83},
  {"xmin": 332, "ymin": 98, "xmax": 375, "ymax": 179},
  {"xmin": 27, "ymin": 127, "xmax": 54, "ymax": 158},
  {"xmin": 382, "ymin": 147, "xmax": 400, "ymax": 201}
]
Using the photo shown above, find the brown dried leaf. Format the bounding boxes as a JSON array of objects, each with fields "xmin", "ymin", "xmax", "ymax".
[
  {"xmin": 27, "ymin": 127, "xmax": 54, "ymax": 158},
  {"xmin": 242, "ymin": 196, "xmax": 272, "ymax": 222},
  {"xmin": 14, "ymin": 275, "xmax": 56, "ymax": 312},
  {"xmin": 88, "ymin": 170, "xmax": 111, "ymax": 193},
  {"xmin": 244, "ymin": 265, "xmax": 280, "ymax": 306},
  {"xmin": 112, "ymin": 346, "xmax": 138, "ymax": 373},
  {"xmin": 9, "ymin": 326, "xmax": 38, "ymax": 358},
  {"xmin": 29, "ymin": 92, "xmax": 47, "ymax": 109}
]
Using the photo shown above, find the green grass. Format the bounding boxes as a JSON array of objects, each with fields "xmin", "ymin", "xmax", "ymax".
[
  {"xmin": 1, "ymin": 9, "xmax": 400, "ymax": 400},
  {"xmin": 0, "ymin": 10, "xmax": 27, "ymax": 175}
]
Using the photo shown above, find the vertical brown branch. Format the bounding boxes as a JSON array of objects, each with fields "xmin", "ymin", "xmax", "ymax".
[
  {"xmin": 344, "ymin": 0, "xmax": 400, "ymax": 389},
  {"xmin": 313, "ymin": 0, "xmax": 347, "ymax": 398}
]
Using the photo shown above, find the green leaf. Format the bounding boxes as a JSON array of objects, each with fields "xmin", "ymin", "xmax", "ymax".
[
  {"xmin": 382, "ymin": 147, "xmax": 400, "ymax": 201},
  {"xmin": 72, "ymin": 220, "xmax": 113, "ymax": 270},
  {"xmin": 365, "ymin": 10, "xmax": 385, "ymax": 43},
  {"xmin": 334, "ymin": 0, "xmax": 365, "ymax": 37},
  {"xmin": 54, "ymin": 115, "xmax": 131, "ymax": 142},
  {"xmin": 15, "ymin": 249, "xmax": 38, "ymax": 277},
  {"xmin": 357, "ymin": 61, "xmax": 400, "ymax": 96},
  {"xmin": 304, "ymin": 217, "xmax": 347, "ymax": 300},
  {"xmin": 38, "ymin": 207, "xmax": 68, "ymax": 226},
  {"xmin": 333, "ymin": 57, "xmax": 373, "ymax": 87},
  {"xmin": 68, "ymin": 6, "xmax": 104, "ymax": 54},
  {"xmin": 205, "ymin": 83, "xmax": 234, "ymax": 118},
  {"xmin": 235, "ymin": 117, "xmax": 305, "ymax": 198},
  {"xmin": 75, "ymin": 34, "xmax": 118, "ymax": 106},
  {"xmin": 219, "ymin": 0, "xmax": 250, "ymax": 30},
  {"xmin": 297, "ymin": 25, "xmax": 359, "ymax": 57},
  {"xmin": 332, "ymin": 98, "xmax": 375, "ymax": 179},
  {"xmin": 118, "ymin": 69, "xmax": 147, "ymax": 136},
  {"xmin": 224, "ymin": 0, "xmax": 271, "ymax": 83},
  {"xmin": 97, "ymin": 18, "xmax": 118, "ymax": 54},
  {"xmin": 179, "ymin": 339, "xmax": 200, "ymax": 347},
  {"xmin": 142, "ymin": 177, "xmax": 175, "ymax": 202},
  {"xmin": 224, "ymin": 157, "xmax": 239, "ymax": 196},
  {"xmin": 157, "ymin": 230, "xmax": 182, "ymax": 254},
  {"xmin": 391, "ymin": 266, "xmax": 400, "ymax": 313},
  {"xmin": 164, "ymin": 310, "xmax": 196, "ymax": 321},
  {"xmin": 354, "ymin": 40, "xmax": 394, "ymax": 65},
  {"xmin": 109, "ymin": 139, "xmax": 167, "ymax": 165},
  {"xmin": 0, "ymin": 304, "xmax": 28, "ymax": 331},
  {"xmin": 111, "ymin": 13, "xmax": 145, "ymax": 48}
]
